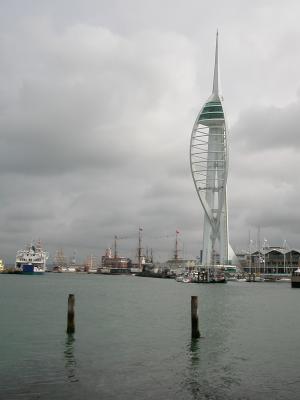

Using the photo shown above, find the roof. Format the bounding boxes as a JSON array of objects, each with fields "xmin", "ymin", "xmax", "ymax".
[{"xmin": 251, "ymin": 248, "xmax": 300, "ymax": 256}]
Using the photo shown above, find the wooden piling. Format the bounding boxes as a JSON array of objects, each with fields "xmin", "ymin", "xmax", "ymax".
[
  {"xmin": 67, "ymin": 294, "xmax": 75, "ymax": 334},
  {"xmin": 191, "ymin": 296, "xmax": 200, "ymax": 339}
]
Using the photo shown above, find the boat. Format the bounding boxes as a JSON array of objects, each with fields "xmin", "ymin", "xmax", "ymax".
[
  {"xmin": 53, "ymin": 248, "xmax": 68, "ymax": 272},
  {"xmin": 182, "ymin": 275, "xmax": 193, "ymax": 283},
  {"xmin": 171, "ymin": 267, "xmax": 228, "ymax": 284},
  {"xmin": 175, "ymin": 272, "xmax": 195, "ymax": 283},
  {"xmin": 15, "ymin": 241, "xmax": 49, "ymax": 275},
  {"xmin": 223, "ymin": 265, "xmax": 238, "ymax": 281},
  {"xmin": 176, "ymin": 275, "xmax": 184, "ymax": 282},
  {"xmin": 278, "ymin": 276, "xmax": 291, "ymax": 282},
  {"xmin": 194, "ymin": 266, "xmax": 227, "ymax": 283},
  {"xmin": 212, "ymin": 273, "xmax": 227, "ymax": 283},
  {"xmin": 291, "ymin": 268, "xmax": 300, "ymax": 288},
  {"xmin": 0, "ymin": 259, "xmax": 4, "ymax": 273},
  {"xmin": 98, "ymin": 247, "xmax": 129, "ymax": 275},
  {"xmin": 52, "ymin": 265, "xmax": 63, "ymax": 273},
  {"xmin": 245, "ymin": 273, "xmax": 264, "ymax": 282}
]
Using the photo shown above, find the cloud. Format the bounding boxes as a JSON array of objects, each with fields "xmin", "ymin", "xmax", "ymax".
[
  {"xmin": 1, "ymin": 2, "xmax": 300, "ymax": 263},
  {"xmin": 0, "ymin": 21, "xmax": 197, "ymax": 176},
  {"xmin": 232, "ymin": 98, "xmax": 300, "ymax": 152},
  {"xmin": 0, "ymin": 18, "xmax": 201, "ymax": 262},
  {"xmin": 226, "ymin": 96, "xmax": 300, "ymax": 250}
]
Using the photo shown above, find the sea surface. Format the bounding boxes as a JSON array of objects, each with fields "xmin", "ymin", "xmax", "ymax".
[{"xmin": 0, "ymin": 274, "xmax": 300, "ymax": 400}]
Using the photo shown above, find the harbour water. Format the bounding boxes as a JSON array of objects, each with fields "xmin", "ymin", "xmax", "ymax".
[{"xmin": 1, "ymin": 274, "xmax": 300, "ymax": 399}]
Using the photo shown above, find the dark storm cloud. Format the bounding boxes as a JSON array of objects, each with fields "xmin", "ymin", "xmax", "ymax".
[{"xmin": 1, "ymin": 1, "xmax": 300, "ymax": 262}]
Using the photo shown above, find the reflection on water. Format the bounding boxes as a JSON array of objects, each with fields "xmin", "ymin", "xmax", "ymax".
[
  {"xmin": 185, "ymin": 338, "xmax": 204, "ymax": 400},
  {"xmin": 184, "ymin": 308, "xmax": 242, "ymax": 400},
  {"xmin": 64, "ymin": 334, "xmax": 78, "ymax": 383},
  {"xmin": 189, "ymin": 338, "xmax": 200, "ymax": 365}
]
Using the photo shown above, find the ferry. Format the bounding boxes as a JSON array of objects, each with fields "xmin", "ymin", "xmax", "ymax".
[{"xmin": 15, "ymin": 242, "xmax": 49, "ymax": 274}]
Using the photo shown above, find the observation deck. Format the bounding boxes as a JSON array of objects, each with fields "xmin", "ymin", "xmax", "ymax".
[{"xmin": 198, "ymin": 100, "xmax": 224, "ymax": 125}]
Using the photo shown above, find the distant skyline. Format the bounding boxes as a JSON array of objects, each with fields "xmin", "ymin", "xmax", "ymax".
[{"xmin": 1, "ymin": 0, "xmax": 300, "ymax": 262}]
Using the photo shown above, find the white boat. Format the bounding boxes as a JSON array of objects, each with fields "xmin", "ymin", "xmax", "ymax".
[
  {"xmin": 67, "ymin": 266, "xmax": 76, "ymax": 273},
  {"xmin": 176, "ymin": 273, "xmax": 193, "ymax": 283},
  {"xmin": 0, "ymin": 259, "xmax": 4, "ymax": 272},
  {"xmin": 15, "ymin": 241, "xmax": 49, "ymax": 274},
  {"xmin": 279, "ymin": 277, "xmax": 291, "ymax": 281},
  {"xmin": 226, "ymin": 276, "xmax": 238, "ymax": 281},
  {"xmin": 245, "ymin": 273, "xmax": 264, "ymax": 282},
  {"xmin": 182, "ymin": 276, "xmax": 193, "ymax": 283}
]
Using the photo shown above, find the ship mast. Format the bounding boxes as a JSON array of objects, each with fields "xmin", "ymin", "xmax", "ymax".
[
  {"xmin": 114, "ymin": 235, "xmax": 118, "ymax": 258},
  {"xmin": 138, "ymin": 227, "xmax": 143, "ymax": 270},
  {"xmin": 174, "ymin": 230, "xmax": 179, "ymax": 260}
]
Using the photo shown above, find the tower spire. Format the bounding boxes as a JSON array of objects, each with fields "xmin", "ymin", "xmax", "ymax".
[
  {"xmin": 212, "ymin": 30, "xmax": 220, "ymax": 97},
  {"xmin": 190, "ymin": 33, "xmax": 239, "ymax": 268}
]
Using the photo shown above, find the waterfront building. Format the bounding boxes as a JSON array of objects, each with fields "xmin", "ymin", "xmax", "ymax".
[
  {"xmin": 190, "ymin": 33, "xmax": 237, "ymax": 266},
  {"xmin": 243, "ymin": 247, "xmax": 300, "ymax": 274}
]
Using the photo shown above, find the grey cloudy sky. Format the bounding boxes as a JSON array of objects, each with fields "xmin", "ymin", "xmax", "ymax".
[{"xmin": 1, "ymin": 0, "xmax": 300, "ymax": 263}]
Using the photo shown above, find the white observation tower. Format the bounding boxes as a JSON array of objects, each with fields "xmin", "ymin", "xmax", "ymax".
[{"xmin": 190, "ymin": 32, "xmax": 236, "ymax": 266}]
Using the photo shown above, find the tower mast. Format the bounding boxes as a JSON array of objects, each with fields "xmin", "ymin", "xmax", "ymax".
[{"xmin": 190, "ymin": 32, "xmax": 237, "ymax": 267}]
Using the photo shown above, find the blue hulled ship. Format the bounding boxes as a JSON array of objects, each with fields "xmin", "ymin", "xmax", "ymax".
[{"xmin": 15, "ymin": 241, "xmax": 49, "ymax": 274}]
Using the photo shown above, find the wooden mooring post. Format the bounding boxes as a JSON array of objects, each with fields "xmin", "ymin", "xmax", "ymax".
[
  {"xmin": 191, "ymin": 296, "xmax": 200, "ymax": 339},
  {"xmin": 67, "ymin": 294, "xmax": 75, "ymax": 334}
]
